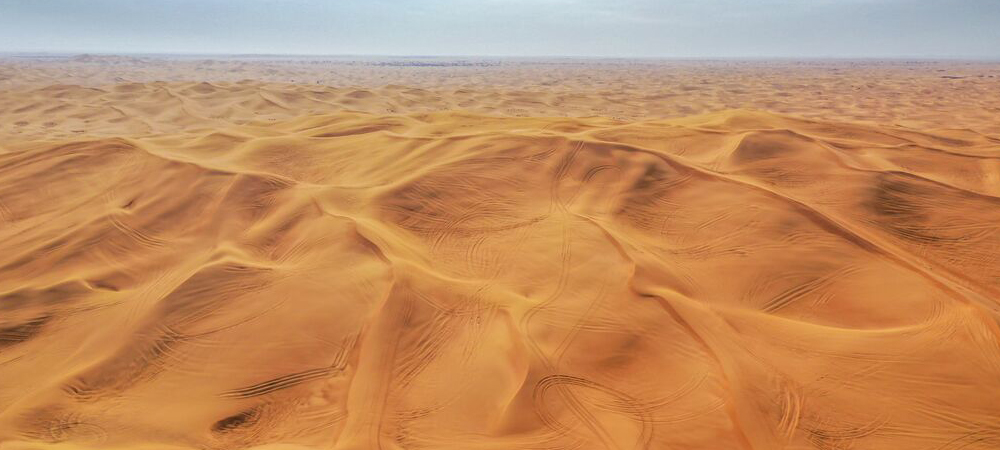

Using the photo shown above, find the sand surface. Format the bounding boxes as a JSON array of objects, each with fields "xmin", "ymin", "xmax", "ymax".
[{"xmin": 1, "ymin": 56, "xmax": 1000, "ymax": 450}]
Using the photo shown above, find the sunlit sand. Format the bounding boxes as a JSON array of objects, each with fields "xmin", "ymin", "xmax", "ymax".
[{"xmin": 1, "ymin": 56, "xmax": 999, "ymax": 450}]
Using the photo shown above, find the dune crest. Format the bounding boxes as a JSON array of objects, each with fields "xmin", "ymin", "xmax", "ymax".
[{"xmin": 2, "ymin": 72, "xmax": 1000, "ymax": 450}]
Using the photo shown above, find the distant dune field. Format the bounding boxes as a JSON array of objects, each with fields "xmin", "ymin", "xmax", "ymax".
[{"xmin": 1, "ymin": 57, "xmax": 1000, "ymax": 450}]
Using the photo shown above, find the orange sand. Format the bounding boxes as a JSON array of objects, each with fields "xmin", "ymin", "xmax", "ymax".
[{"xmin": 1, "ymin": 57, "xmax": 1000, "ymax": 450}]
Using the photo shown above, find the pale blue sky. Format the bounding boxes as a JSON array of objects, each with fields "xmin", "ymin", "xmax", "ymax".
[{"xmin": 1, "ymin": 0, "xmax": 998, "ymax": 58}]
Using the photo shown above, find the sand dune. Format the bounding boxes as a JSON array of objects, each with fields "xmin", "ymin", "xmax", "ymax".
[
  {"xmin": 3, "ymin": 57, "xmax": 1000, "ymax": 133},
  {"xmin": 2, "ymin": 61, "xmax": 1000, "ymax": 450}
]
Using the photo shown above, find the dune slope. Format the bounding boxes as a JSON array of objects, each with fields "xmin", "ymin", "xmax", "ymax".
[{"xmin": 1, "ymin": 81, "xmax": 1000, "ymax": 450}]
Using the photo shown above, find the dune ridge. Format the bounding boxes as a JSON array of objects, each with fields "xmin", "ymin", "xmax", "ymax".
[{"xmin": 2, "ymin": 68, "xmax": 1000, "ymax": 450}]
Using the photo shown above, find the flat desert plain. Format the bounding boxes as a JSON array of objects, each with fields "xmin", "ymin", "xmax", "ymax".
[{"xmin": 1, "ymin": 56, "xmax": 1000, "ymax": 450}]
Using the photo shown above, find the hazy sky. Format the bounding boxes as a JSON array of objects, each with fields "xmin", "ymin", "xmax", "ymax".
[{"xmin": 1, "ymin": 0, "xmax": 998, "ymax": 58}]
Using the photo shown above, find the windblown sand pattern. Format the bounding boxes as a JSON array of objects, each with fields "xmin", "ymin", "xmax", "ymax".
[{"xmin": 1, "ymin": 57, "xmax": 1000, "ymax": 450}]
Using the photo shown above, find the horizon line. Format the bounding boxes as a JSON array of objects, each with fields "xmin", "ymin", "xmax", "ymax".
[{"xmin": 2, "ymin": 50, "xmax": 1000, "ymax": 62}]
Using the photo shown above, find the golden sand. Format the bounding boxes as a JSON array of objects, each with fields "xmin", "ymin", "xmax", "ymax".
[{"xmin": 1, "ymin": 57, "xmax": 999, "ymax": 450}]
